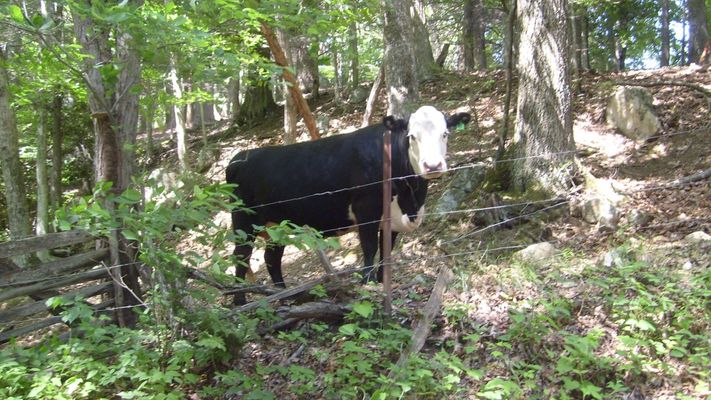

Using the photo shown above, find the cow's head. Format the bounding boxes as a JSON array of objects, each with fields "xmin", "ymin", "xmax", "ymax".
[{"xmin": 384, "ymin": 106, "xmax": 471, "ymax": 179}]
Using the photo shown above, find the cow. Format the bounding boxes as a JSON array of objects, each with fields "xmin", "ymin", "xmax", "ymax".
[{"xmin": 226, "ymin": 106, "xmax": 471, "ymax": 304}]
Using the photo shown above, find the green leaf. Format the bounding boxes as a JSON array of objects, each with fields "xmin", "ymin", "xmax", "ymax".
[
  {"xmin": 196, "ymin": 335, "xmax": 226, "ymax": 351},
  {"xmin": 8, "ymin": 5, "xmax": 24, "ymax": 23},
  {"xmin": 339, "ymin": 323, "xmax": 357, "ymax": 336},
  {"xmin": 352, "ymin": 301, "xmax": 374, "ymax": 318},
  {"xmin": 122, "ymin": 229, "xmax": 139, "ymax": 241}
]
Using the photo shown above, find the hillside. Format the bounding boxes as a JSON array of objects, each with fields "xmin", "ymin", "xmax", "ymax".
[{"xmin": 170, "ymin": 67, "xmax": 711, "ymax": 399}]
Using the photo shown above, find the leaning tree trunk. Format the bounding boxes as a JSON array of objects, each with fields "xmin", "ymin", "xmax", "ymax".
[
  {"xmin": 511, "ymin": 0, "xmax": 576, "ymax": 196},
  {"xmin": 0, "ymin": 51, "xmax": 33, "ymax": 255},
  {"xmin": 382, "ymin": 0, "xmax": 419, "ymax": 118}
]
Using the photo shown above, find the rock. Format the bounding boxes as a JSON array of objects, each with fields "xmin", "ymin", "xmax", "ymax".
[
  {"xmin": 316, "ymin": 114, "xmax": 330, "ymax": 134},
  {"xmin": 683, "ymin": 231, "xmax": 711, "ymax": 243},
  {"xmin": 600, "ymin": 248, "xmax": 627, "ymax": 268},
  {"xmin": 582, "ymin": 198, "xmax": 620, "ymax": 229},
  {"xmin": 145, "ymin": 168, "xmax": 182, "ymax": 205},
  {"xmin": 348, "ymin": 86, "xmax": 370, "ymax": 104},
  {"xmin": 514, "ymin": 242, "xmax": 556, "ymax": 263},
  {"xmin": 433, "ymin": 163, "xmax": 487, "ymax": 218},
  {"xmin": 606, "ymin": 86, "xmax": 661, "ymax": 142},
  {"xmin": 628, "ymin": 209, "xmax": 654, "ymax": 227}
]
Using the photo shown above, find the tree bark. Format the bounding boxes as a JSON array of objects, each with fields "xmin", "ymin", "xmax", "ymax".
[
  {"xmin": 511, "ymin": 0, "xmax": 576, "ymax": 195},
  {"xmin": 35, "ymin": 107, "xmax": 51, "ymax": 261},
  {"xmin": 409, "ymin": 0, "xmax": 436, "ymax": 80},
  {"xmin": 462, "ymin": 0, "xmax": 487, "ymax": 71},
  {"xmin": 72, "ymin": 3, "xmax": 143, "ymax": 327},
  {"xmin": 0, "ymin": 51, "xmax": 33, "ymax": 251},
  {"xmin": 382, "ymin": 0, "xmax": 419, "ymax": 118},
  {"xmin": 688, "ymin": 0, "xmax": 710, "ymax": 65},
  {"xmin": 49, "ymin": 95, "xmax": 64, "ymax": 212},
  {"xmin": 167, "ymin": 55, "xmax": 188, "ymax": 172},
  {"xmin": 362, "ymin": 65, "xmax": 384, "ymax": 127},
  {"xmin": 660, "ymin": 0, "xmax": 670, "ymax": 67},
  {"xmin": 348, "ymin": 19, "xmax": 359, "ymax": 91}
]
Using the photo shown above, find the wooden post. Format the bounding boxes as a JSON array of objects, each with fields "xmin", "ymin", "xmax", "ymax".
[
  {"xmin": 260, "ymin": 22, "xmax": 320, "ymax": 141},
  {"xmin": 382, "ymin": 129, "xmax": 393, "ymax": 316}
]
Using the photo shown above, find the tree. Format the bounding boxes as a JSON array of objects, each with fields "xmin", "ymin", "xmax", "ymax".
[
  {"xmin": 688, "ymin": 0, "xmax": 710, "ymax": 65},
  {"xmin": 462, "ymin": 0, "xmax": 487, "ymax": 71},
  {"xmin": 0, "ymin": 50, "xmax": 33, "ymax": 247},
  {"xmin": 511, "ymin": 0, "xmax": 576, "ymax": 195},
  {"xmin": 660, "ymin": 0, "xmax": 671, "ymax": 66},
  {"xmin": 382, "ymin": 0, "xmax": 419, "ymax": 118}
]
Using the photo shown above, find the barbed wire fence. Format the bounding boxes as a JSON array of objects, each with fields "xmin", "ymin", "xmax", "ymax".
[{"xmin": 1, "ymin": 127, "xmax": 709, "ymax": 338}]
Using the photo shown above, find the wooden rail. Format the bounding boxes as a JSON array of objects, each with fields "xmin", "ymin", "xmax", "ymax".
[{"xmin": 0, "ymin": 231, "xmax": 116, "ymax": 344}]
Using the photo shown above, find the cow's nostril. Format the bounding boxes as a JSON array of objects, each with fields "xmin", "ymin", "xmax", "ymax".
[{"xmin": 424, "ymin": 161, "xmax": 443, "ymax": 172}]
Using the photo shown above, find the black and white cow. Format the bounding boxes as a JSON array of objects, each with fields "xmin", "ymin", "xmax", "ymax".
[{"xmin": 226, "ymin": 106, "xmax": 471, "ymax": 304}]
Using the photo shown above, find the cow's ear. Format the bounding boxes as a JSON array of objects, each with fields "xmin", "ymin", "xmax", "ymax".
[
  {"xmin": 446, "ymin": 113, "xmax": 472, "ymax": 129},
  {"xmin": 383, "ymin": 116, "xmax": 406, "ymax": 132}
]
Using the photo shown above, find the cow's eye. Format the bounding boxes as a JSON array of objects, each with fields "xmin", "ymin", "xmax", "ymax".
[{"xmin": 443, "ymin": 131, "xmax": 449, "ymax": 138}]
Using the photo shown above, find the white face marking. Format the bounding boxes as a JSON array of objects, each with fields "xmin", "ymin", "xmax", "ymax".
[
  {"xmin": 407, "ymin": 106, "xmax": 449, "ymax": 179},
  {"xmin": 387, "ymin": 195, "xmax": 425, "ymax": 233}
]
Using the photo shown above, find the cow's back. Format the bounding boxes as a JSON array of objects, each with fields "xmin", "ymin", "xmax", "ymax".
[{"xmin": 226, "ymin": 125, "xmax": 390, "ymax": 233}]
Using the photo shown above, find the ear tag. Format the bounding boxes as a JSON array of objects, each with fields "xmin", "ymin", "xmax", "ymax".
[{"xmin": 455, "ymin": 122, "xmax": 466, "ymax": 132}]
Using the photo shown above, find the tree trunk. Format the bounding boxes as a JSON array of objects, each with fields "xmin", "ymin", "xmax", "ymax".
[
  {"xmin": 261, "ymin": 22, "xmax": 320, "ymax": 140},
  {"xmin": 348, "ymin": 20, "xmax": 359, "ymax": 91},
  {"xmin": 0, "ymin": 51, "xmax": 33, "ymax": 251},
  {"xmin": 167, "ymin": 55, "xmax": 188, "ymax": 172},
  {"xmin": 570, "ymin": 5, "xmax": 583, "ymax": 79},
  {"xmin": 688, "ymin": 0, "xmax": 710, "ymax": 65},
  {"xmin": 462, "ymin": 0, "xmax": 487, "ymax": 71},
  {"xmin": 49, "ymin": 94, "xmax": 63, "ymax": 212},
  {"xmin": 362, "ymin": 65, "xmax": 384, "ymax": 127},
  {"xmin": 72, "ymin": 4, "xmax": 143, "ymax": 327},
  {"xmin": 410, "ymin": 0, "xmax": 436, "ymax": 80},
  {"xmin": 382, "ymin": 0, "xmax": 419, "ymax": 118},
  {"xmin": 35, "ymin": 108, "xmax": 51, "ymax": 262},
  {"xmin": 229, "ymin": 74, "xmax": 241, "ymax": 124},
  {"xmin": 511, "ymin": 0, "xmax": 576, "ymax": 195},
  {"xmin": 660, "ymin": 0, "xmax": 670, "ymax": 67},
  {"xmin": 331, "ymin": 40, "xmax": 343, "ymax": 104}
]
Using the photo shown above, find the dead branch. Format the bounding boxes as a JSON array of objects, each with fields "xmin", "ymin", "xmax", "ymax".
[
  {"xmin": 229, "ymin": 268, "xmax": 359, "ymax": 315},
  {"xmin": 389, "ymin": 265, "xmax": 454, "ymax": 379},
  {"xmin": 675, "ymin": 168, "xmax": 711, "ymax": 184},
  {"xmin": 315, "ymin": 248, "xmax": 335, "ymax": 274}
]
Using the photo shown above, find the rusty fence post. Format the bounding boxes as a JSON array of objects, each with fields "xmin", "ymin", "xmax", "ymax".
[{"xmin": 382, "ymin": 129, "xmax": 393, "ymax": 316}]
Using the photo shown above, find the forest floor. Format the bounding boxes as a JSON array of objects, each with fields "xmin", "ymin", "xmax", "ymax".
[{"xmin": 184, "ymin": 67, "xmax": 711, "ymax": 399}]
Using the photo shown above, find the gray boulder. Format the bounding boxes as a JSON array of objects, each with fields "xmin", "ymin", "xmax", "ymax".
[
  {"xmin": 433, "ymin": 163, "xmax": 487, "ymax": 218},
  {"xmin": 514, "ymin": 242, "xmax": 556, "ymax": 263},
  {"xmin": 606, "ymin": 86, "xmax": 661, "ymax": 141}
]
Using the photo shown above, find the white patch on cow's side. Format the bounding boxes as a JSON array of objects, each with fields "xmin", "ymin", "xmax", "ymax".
[
  {"xmin": 407, "ymin": 106, "xmax": 449, "ymax": 179},
  {"xmin": 387, "ymin": 195, "xmax": 425, "ymax": 233}
]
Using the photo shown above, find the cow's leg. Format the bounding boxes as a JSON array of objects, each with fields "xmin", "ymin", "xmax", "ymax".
[
  {"xmin": 264, "ymin": 244, "xmax": 286, "ymax": 288},
  {"xmin": 232, "ymin": 210, "xmax": 256, "ymax": 305},
  {"xmin": 358, "ymin": 221, "xmax": 381, "ymax": 283},
  {"xmin": 377, "ymin": 231, "xmax": 399, "ymax": 282}
]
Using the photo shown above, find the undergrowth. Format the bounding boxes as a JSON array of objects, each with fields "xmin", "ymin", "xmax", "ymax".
[{"xmin": 1, "ymin": 173, "xmax": 708, "ymax": 399}]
